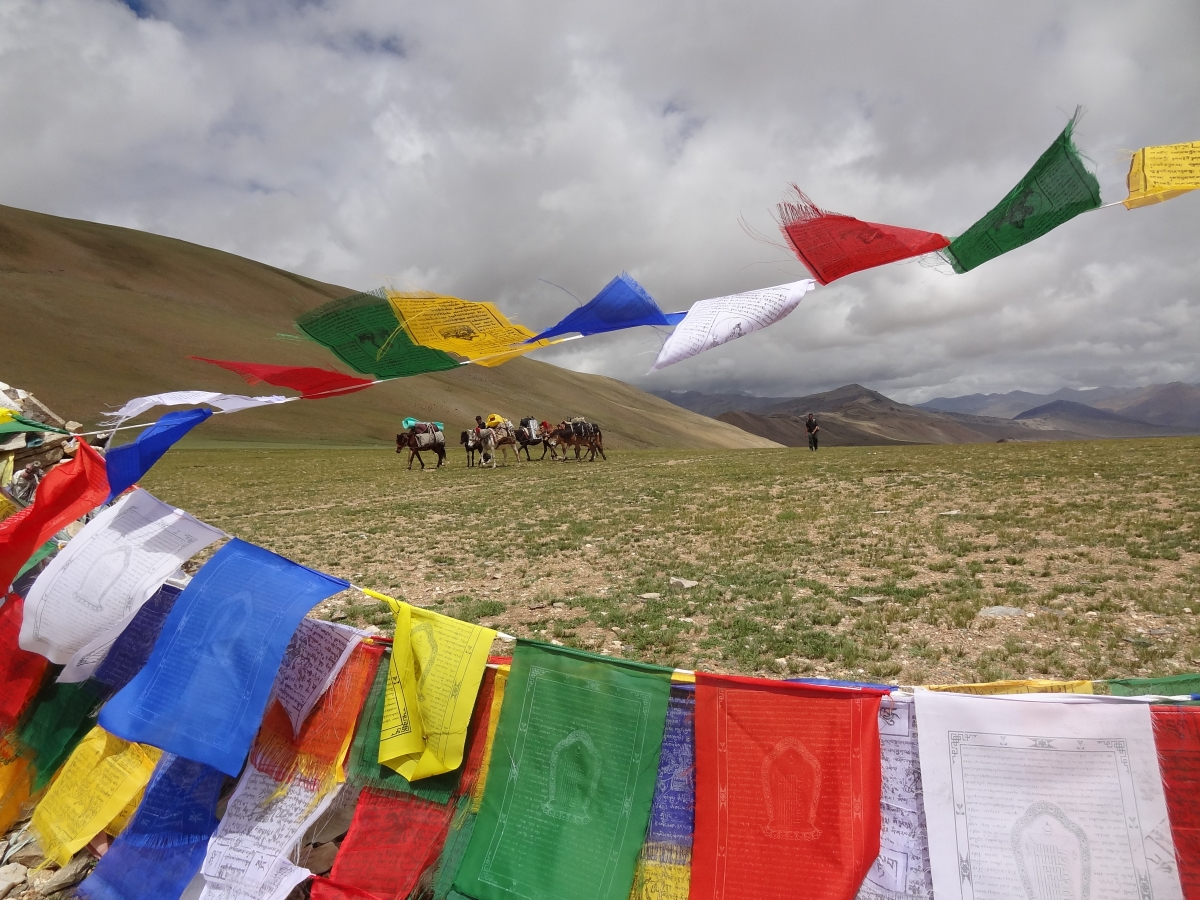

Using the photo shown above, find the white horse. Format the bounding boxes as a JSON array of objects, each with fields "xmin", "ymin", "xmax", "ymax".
[{"xmin": 477, "ymin": 426, "xmax": 521, "ymax": 468}]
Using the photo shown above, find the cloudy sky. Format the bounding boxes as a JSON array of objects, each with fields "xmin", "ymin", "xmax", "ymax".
[{"xmin": 2, "ymin": 1, "xmax": 1198, "ymax": 402}]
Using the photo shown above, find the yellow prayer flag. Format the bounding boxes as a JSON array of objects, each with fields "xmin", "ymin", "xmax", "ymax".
[
  {"xmin": 0, "ymin": 757, "xmax": 32, "ymax": 836},
  {"xmin": 922, "ymin": 678, "xmax": 1093, "ymax": 695},
  {"xmin": 367, "ymin": 590, "xmax": 497, "ymax": 781},
  {"xmin": 385, "ymin": 291, "xmax": 549, "ymax": 364},
  {"xmin": 471, "ymin": 663, "xmax": 509, "ymax": 813},
  {"xmin": 31, "ymin": 726, "xmax": 160, "ymax": 866},
  {"xmin": 0, "ymin": 452, "xmax": 14, "ymax": 491},
  {"xmin": 1124, "ymin": 140, "xmax": 1200, "ymax": 209}
]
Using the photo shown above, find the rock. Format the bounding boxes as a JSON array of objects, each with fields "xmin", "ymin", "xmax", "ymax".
[
  {"xmin": 773, "ymin": 658, "xmax": 789, "ymax": 674},
  {"xmin": 978, "ymin": 606, "xmax": 1025, "ymax": 618},
  {"xmin": 307, "ymin": 790, "xmax": 359, "ymax": 844},
  {"xmin": 37, "ymin": 852, "xmax": 92, "ymax": 895},
  {"xmin": 299, "ymin": 842, "xmax": 339, "ymax": 876},
  {"xmin": 939, "ymin": 510, "xmax": 962, "ymax": 516},
  {"xmin": 639, "ymin": 593, "xmax": 661, "ymax": 600},
  {"xmin": 329, "ymin": 610, "xmax": 347, "ymax": 622},
  {"xmin": 8, "ymin": 837, "xmax": 42, "ymax": 867},
  {"xmin": 851, "ymin": 596, "xmax": 882, "ymax": 605},
  {"xmin": 670, "ymin": 577, "xmax": 699, "ymax": 589},
  {"xmin": 0, "ymin": 863, "xmax": 27, "ymax": 900}
]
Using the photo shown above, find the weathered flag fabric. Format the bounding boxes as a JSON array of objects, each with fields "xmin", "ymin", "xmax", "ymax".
[
  {"xmin": 454, "ymin": 641, "xmax": 671, "ymax": 900},
  {"xmin": 778, "ymin": 189, "xmax": 949, "ymax": 285},
  {"xmin": 1124, "ymin": 140, "xmax": 1200, "ymax": 209},
  {"xmin": 690, "ymin": 674, "xmax": 887, "ymax": 900},
  {"xmin": 943, "ymin": 113, "xmax": 1102, "ymax": 273},
  {"xmin": 101, "ymin": 391, "xmax": 292, "ymax": 427},
  {"xmin": 0, "ymin": 439, "xmax": 108, "ymax": 593},
  {"xmin": 0, "ymin": 593, "xmax": 48, "ymax": 731},
  {"xmin": 1151, "ymin": 706, "xmax": 1200, "ymax": 900},
  {"xmin": 192, "ymin": 358, "xmax": 376, "ymax": 398},
  {"xmin": 76, "ymin": 753, "xmax": 225, "ymax": 900},
  {"xmin": 387, "ymin": 292, "xmax": 547, "ymax": 365},
  {"xmin": 99, "ymin": 539, "xmax": 349, "ymax": 776},
  {"xmin": 530, "ymin": 274, "xmax": 686, "ymax": 342},
  {"xmin": 295, "ymin": 290, "xmax": 460, "ymax": 378},
  {"xmin": 104, "ymin": 409, "xmax": 213, "ymax": 500},
  {"xmin": 17, "ymin": 678, "xmax": 105, "ymax": 791},
  {"xmin": 650, "ymin": 280, "xmax": 816, "ymax": 372},
  {"xmin": 1108, "ymin": 673, "xmax": 1200, "ymax": 696}
]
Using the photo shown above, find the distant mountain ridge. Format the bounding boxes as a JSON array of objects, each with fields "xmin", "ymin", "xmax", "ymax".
[{"xmin": 919, "ymin": 382, "xmax": 1200, "ymax": 428}]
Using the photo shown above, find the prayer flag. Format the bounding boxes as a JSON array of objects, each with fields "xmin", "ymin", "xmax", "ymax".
[
  {"xmin": 373, "ymin": 592, "xmax": 496, "ymax": 781},
  {"xmin": 943, "ymin": 112, "xmax": 1102, "ymax": 273},
  {"xmin": 273, "ymin": 617, "xmax": 367, "ymax": 737},
  {"xmin": 690, "ymin": 674, "xmax": 888, "ymax": 900},
  {"xmin": 631, "ymin": 685, "xmax": 696, "ymax": 900},
  {"xmin": 17, "ymin": 678, "xmax": 105, "ymax": 791},
  {"xmin": 778, "ymin": 189, "xmax": 950, "ymax": 285},
  {"xmin": 1108, "ymin": 673, "xmax": 1200, "ymax": 697},
  {"xmin": 0, "ymin": 414, "xmax": 73, "ymax": 436},
  {"xmin": 31, "ymin": 725, "xmax": 161, "ymax": 866},
  {"xmin": 529, "ymin": 274, "xmax": 686, "ymax": 342},
  {"xmin": 0, "ymin": 439, "xmax": 108, "ymax": 593},
  {"xmin": 454, "ymin": 641, "xmax": 672, "ymax": 900},
  {"xmin": 104, "ymin": 409, "xmax": 213, "ymax": 500},
  {"xmin": 101, "ymin": 391, "xmax": 292, "ymax": 428},
  {"xmin": 1124, "ymin": 140, "xmax": 1200, "ymax": 209},
  {"xmin": 923, "ymin": 678, "xmax": 1093, "ymax": 694},
  {"xmin": 91, "ymin": 583, "xmax": 182, "ymax": 693},
  {"xmin": 20, "ymin": 489, "xmax": 222, "ymax": 679},
  {"xmin": 650, "ymin": 280, "xmax": 816, "ymax": 372},
  {"xmin": 99, "ymin": 539, "xmax": 349, "ymax": 776},
  {"xmin": 0, "ymin": 752, "xmax": 32, "ymax": 836},
  {"xmin": 1151, "ymin": 706, "xmax": 1200, "ymax": 899},
  {"xmin": 387, "ymin": 291, "xmax": 548, "ymax": 365},
  {"xmin": 76, "ymin": 753, "xmax": 225, "ymax": 900},
  {"xmin": 0, "ymin": 593, "xmax": 48, "ymax": 731},
  {"xmin": 191, "ymin": 357, "xmax": 375, "ymax": 398},
  {"xmin": 295, "ymin": 290, "xmax": 460, "ymax": 378},
  {"xmin": 470, "ymin": 664, "xmax": 510, "ymax": 812}
]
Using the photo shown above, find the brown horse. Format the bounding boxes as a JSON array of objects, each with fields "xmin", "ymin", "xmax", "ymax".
[
  {"xmin": 396, "ymin": 429, "xmax": 446, "ymax": 469},
  {"xmin": 550, "ymin": 421, "xmax": 606, "ymax": 461}
]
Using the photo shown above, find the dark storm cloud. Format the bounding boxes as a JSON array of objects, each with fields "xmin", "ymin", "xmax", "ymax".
[{"xmin": 1, "ymin": 0, "xmax": 1197, "ymax": 401}]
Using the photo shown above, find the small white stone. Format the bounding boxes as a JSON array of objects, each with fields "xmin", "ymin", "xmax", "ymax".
[{"xmin": 639, "ymin": 593, "xmax": 661, "ymax": 600}]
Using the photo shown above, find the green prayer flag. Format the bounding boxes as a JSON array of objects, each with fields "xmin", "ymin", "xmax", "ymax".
[
  {"xmin": 454, "ymin": 641, "xmax": 672, "ymax": 900},
  {"xmin": 16, "ymin": 541, "xmax": 58, "ymax": 580},
  {"xmin": 432, "ymin": 794, "xmax": 477, "ymax": 900},
  {"xmin": 295, "ymin": 291, "xmax": 460, "ymax": 378},
  {"xmin": 944, "ymin": 113, "xmax": 1101, "ymax": 273},
  {"xmin": 346, "ymin": 648, "xmax": 460, "ymax": 805},
  {"xmin": 1107, "ymin": 673, "xmax": 1200, "ymax": 697},
  {"xmin": 17, "ymin": 680, "xmax": 102, "ymax": 791},
  {"xmin": 0, "ymin": 415, "xmax": 72, "ymax": 436}
]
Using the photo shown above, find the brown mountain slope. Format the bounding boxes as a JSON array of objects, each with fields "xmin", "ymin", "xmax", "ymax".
[
  {"xmin": 1094, "ymin": 382, "xmax": 1200, "ymax": 429},
  {"xmin": 0, "ymin": 204, "xmax": 776, "ymax": 450}
]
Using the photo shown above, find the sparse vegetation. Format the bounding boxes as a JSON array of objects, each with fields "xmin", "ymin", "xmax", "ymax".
[{"xmin": 145, "ymin": 437, "xmax": 1200, "ymax": 684}]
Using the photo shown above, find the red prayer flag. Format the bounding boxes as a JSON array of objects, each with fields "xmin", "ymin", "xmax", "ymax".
[
  {"xmin": 0, "ymin": 593, "xmax": 48, "ymax": 731},
  {"xmin": 0, "ymin": 440, "xmax": 108, "ymax": 592},
  {"xmin": 1151, "ymin": 706, "xmax": 1200, "ymax": 899},
  {"xmin": 191, "ymin": 357, "xmax": 375, "ymax": 398},
  {"xmin": 778, "ymin": 188, "xmax": 949, "ymax": 285},
  {"xmin": 690, "ymin": 674, "xmax": 887, "ymax": 900}
]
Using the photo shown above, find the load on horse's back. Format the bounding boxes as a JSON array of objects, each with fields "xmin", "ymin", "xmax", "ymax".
[
  {"xmin": 551, "ymin": 417, "xmax": 606, "ymax": 461},
  {"xmin": 396, "ymin": 421, "xmax": 446, "ymax": 469},
  {"xmin": 515, "ymin": 416, "xmax": 558, "ymax": 460}
]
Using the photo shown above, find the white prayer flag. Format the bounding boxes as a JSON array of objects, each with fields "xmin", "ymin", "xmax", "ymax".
[
  {"xmin": 103, "ymin": 391, "xmax": 293, "ymax": 426},
  {"xmin": 649, "ymin": 279, "xmax": 816, "ymax": 371},
  {"xmin": 274, "ymin": 618, "xmax": 365, "ymax": 737},
  {"xmin": 20, "ymin": 489, "xmax": 224, "ymax": 680}
]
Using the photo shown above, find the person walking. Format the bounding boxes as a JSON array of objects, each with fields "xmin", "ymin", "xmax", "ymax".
[{"xmin": 805, "ymin": 414, "xmax": 819, "ymax": 451}]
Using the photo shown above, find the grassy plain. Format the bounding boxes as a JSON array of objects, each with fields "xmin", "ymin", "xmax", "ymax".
[{"xmin": 142, "ymin": 437, "xmax": 1200, "ymax": 685}]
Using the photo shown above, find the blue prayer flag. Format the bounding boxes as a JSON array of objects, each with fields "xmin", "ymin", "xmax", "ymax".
[
  {"xmin": 92, "ymin": 583, "xmax": 182, "ymax": 693},
  {"xmin": 529, "ymin": 274, "xmax": 684, "ymax": 342},
  {"xmin": 105, "ymin": 408, "xmax": 212, "ymax": 500},
  {"xmin": 99, "ymin": 539, "xmax": 348, "ymax": 775},
  {"xmin": 646, "ymin": 684, "xmax": 696, "ymax": 844}
]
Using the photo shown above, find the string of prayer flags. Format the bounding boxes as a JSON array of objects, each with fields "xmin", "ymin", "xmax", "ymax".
[
  {"xmin": 77, "ymin": 753, "xmax": 225, "ymax": 900},
  {"xmin": 0, "ymin": 439, "xmax": 108, "ymax": 593},
  {"xmin": 630, "ymin": 685, "xmax": 695, "ymax": 900},
  {"xmin": 942, "ymin": 111, "xmax": 1102, "ymax": 273},
  {"xmin": 690, "ymin": 674, "xmax": 888, "ymax": 900},
  {"xmin": 99, "ymin": 539, "xmax": 349, "ymax": 776},
  {"xmin": 30, "ymin": 725, "xmax": 161, "ymax": 866},
  {"xmin": 18, "ymin": 678, "xmax": 105, "ymax": 792},
  {"xmin": 101, "ymin": 391, "xmax": 292, "ymax": 428},
  {"xmin": 104, "ymin": 409, "xmax": 214, "ymax": 500},
  {"xmin": 1150, "ymin": 706, "xmax": 1200, "ymax": 899},
  {"xmin": 312, "ymin": 788, "xmax": 457, "ymax": 900},
  {"xmin": 0, "ymin": 593, "xmax": 48, "ymax": 731},
  {"xmin": 198, "ymin": 764, "xmax": 341, "ymax": 900},
  {"xmin": 1124, "ymin": 140, "xmax": 1200, "ymax": 209},
  {"xmin": 923, "ymin": 677, "xmax": 1094, "ymax": 694},
  {"xmin": 91, "ymin": 582, "xmax": 183, "ymax": 693},
  {"xmin": 855, "ymin": 694, "xmax": 932, "ymax": 900},
  {"xmin": 274, "ymin": 618, "xmax": 367, "ymax": 737},
  {"xmin": 1108, "ymin": 673, "xmax": 1200, "ymax": 697},
  {"xmin": 20, "ymin": 489, "xmax": 222, "ymax": 680},
  {"xmin": 915, "ymin": 691, "xmax": 1186, "ymax": 900},
  {"xmin": 387, "ymin": 291, "xmax": 548, "ymax": 366},
  {"xmin": 372, "ymin": 591, "xmax": 496, "ymax": 781},
  {"xmin": 454, "ymin": 641, "xmax": 672, "ymax": 900},
  {"xmin": 249, "ymin": 642, "xmax": 380, "ymax": 795},
  {"xmin": 295, "ymin": 290, "xmax": 460, "ymax": 378},
  {"xmin": 528, "ymin": 274, "xmax": 687, "ymax": 342},
  {"xmin": 649, "ymin": 280, "xmax": 816, "ymax": 372},
  {"xmin": 191, "ymin": 358, "xmax": 376, "ymax": 398},
  {"xmin": 777, "ymin": 188, "xmax": 950, "ymax": 285}
]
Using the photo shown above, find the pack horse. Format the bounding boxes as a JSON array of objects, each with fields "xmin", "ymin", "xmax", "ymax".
[{"xmin": 396, "ymin": 422, "xmax": 446, "ymax": 469}]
